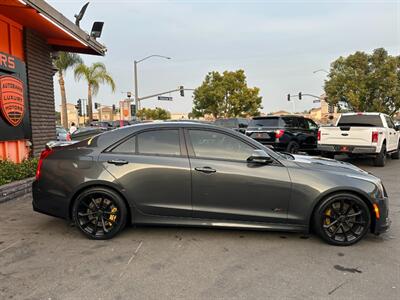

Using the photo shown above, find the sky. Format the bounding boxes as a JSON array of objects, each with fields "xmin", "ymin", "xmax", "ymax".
[{"xmin": 48, "ymin": 0, "xmax": 400, "ymax": 115}]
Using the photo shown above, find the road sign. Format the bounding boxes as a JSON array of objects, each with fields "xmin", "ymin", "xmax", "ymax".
[
  {"xmin": 158, "ymin": 96, "xmax": 173, "ymax": 101},
  {"xmin": 313, "ymin": 100, "xmax": 321, "ymax": 103}
]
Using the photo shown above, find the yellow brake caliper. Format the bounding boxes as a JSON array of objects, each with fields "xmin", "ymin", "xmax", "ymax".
[
  {"xmin": 325, "ymin": 209, "xmax": 331, "ymax": 226},
  {"xmin": 109, "ymin": 207, "xmax": 118, "ymax": 225}
]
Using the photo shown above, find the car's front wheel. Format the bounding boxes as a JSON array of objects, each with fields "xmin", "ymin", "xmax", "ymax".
[
  {"xmin": 313, "ymin": 193, "xmax": 371, "ymax": 246},
  {"xmin": 72, "ymin": 187, "xmax": 128, "ymax": 240}
]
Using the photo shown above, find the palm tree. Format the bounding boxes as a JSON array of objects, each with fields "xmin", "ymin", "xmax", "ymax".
[
  {"xmin": 74, "ymin": 62, "xmax": 116, "ymax": 123},
  {"xmin": 54, "ymin": 52, "xmax": 83, "ymax": 128}
]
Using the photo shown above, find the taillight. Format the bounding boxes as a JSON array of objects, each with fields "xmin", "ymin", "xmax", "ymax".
[
  {"xmin": 275, "ymin": 129, "xmax": 285, "ymax": 139},
  {"xmin": 66, "ymin": 133, "xmax": 71, "ymax": 141},
  {"xmin": 372, "ymin": 131, "xmax": 379, "ymax": 143},
  {"xmin": 36, "ymin": 148, "xmax": 53, "ymax": 180},
  {"xmin": 317, "ymin": 130, "xmax": 321, "ymax": 141}
]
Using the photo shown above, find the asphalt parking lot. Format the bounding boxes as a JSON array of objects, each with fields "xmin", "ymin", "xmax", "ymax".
[{"xmin": 0, "ymin": 157, "xmax": 399, "ymax": 299}]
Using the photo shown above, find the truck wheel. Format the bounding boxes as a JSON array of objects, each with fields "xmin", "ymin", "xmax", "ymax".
[
  {"xmin": 391, "ymin": 141, "xmax": 400, "ymax": 159},
  {"xmin": 373, "ymin": 144, "xmax": 387, "ymax": 167},
  {"xmin": 321, "ymin": 152, "xmax": 335, "ymax": 159},
  {"xmin": 286, "ymin": 141, "xmax": 300, "ymax": 154}
]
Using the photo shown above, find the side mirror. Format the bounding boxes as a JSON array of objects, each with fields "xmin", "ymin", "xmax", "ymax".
[
  {"xmin": 395, "ymin": 125, "xmax": 400, "ymax": 131},
  {"xmin": 247, "ymin": 150, "xmax": 273, "ymax": 164}
]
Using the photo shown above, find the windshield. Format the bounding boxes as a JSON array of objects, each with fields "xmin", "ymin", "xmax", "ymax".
[
  {"xmin": 338, "ymin": 115, "xmax": 383, "ymax": 127},
  {"xmin": 249, "ymin": 118, "xmax": 280, "ymax": 127}
]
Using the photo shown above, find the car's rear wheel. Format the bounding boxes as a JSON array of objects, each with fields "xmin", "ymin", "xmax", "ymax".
[
  {"xmin": 286, "ymin": 141, "xmax": 300, "ymax": 154},
  {"xmin": 391, "ymin": 141, "xmax": 400, "ymax": 159},
  {"xmin": 373, "ymin": 144, "xmax": 386, "ymax": 167},
  {"xmin": 72, "ymin": 187, "xmax": 127, "ymax": 240},
  {"xmin": 313, "ymin": 193, "xmax": 370, "ymax": 246}
]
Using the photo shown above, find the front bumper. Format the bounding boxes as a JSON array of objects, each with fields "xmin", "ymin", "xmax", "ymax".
[
  {"xmin": 373, "ymin": 196, "xmax": 391, "ymax": 234},
  {"xmin": 318, "ymin": 144, "xmax": 377, "ymax": 154}
]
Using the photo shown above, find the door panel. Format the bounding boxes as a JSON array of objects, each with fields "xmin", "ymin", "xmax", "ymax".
[
  {"xmin": 190, "ymin": 159, "xmax": 291, "ymax": 223},
  {"xmin": 99, "ymin": 129, "xmax": 191, "ymax": 217},
  {"xmin": 186, "ymin": 128, "xmax": 291, "ymax": 223},
  {"xmin": 100, "ymin": 154, "xmax": 191, "ymax": 217}
]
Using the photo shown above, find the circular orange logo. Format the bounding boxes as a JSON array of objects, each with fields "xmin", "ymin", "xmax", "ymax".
[{"xmin": 0, "ymin": 75, "xmax": 25, "ymax": 127}]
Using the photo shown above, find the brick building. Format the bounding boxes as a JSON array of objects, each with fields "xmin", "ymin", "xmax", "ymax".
[{"xmin": 0, "ymin": 0, "xmax": 105, "ymax": 161}]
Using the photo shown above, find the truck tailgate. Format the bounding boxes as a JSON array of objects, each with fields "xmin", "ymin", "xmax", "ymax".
[{"xmin": 320, "ymin": 127, "xmax": 373, "ymax": 146}]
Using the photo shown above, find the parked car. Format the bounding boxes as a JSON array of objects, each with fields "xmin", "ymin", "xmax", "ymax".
[
  {"xmin": 56, "ymin": 126, "xmax": 70, "ymax": 141},
  {"xmin": 214, "ymin": 118, "xmax": 249, "ymax": 134},
  {"xmin": 111, "ymin": 120, "xmax": 130, "ymax": 129},
  {"xmin": 33, "ymin": 122, "xmax": 390, "ymax": 245},
  {"xmin": 90, "ymin": 121, "xmax": 113, "ymax": 130},
  {"xmin": 246, "ymin": 115, "xmax": 319, "ymax": 153},
  {"xmin": 318, "ymin": 112, "xmax": 400, "ymax": 166},
  {"xmin": 70, "ymin": 127, "xmax": 106, "ymax": 141}
]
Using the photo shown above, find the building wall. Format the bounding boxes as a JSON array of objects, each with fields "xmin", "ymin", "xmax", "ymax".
[{"xmin": 25, "ymin": 29, "xmax": 56, "ymax": 156}]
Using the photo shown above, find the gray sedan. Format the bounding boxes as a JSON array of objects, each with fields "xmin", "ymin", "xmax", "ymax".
[{"xmin": 32, "ymin": 122, "xmax": 390, "ymax": 245}]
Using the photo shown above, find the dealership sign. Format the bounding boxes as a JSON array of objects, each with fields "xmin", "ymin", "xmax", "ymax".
[
  {"xmin": 0, "ymin": 52, "xmax": 31, "ymax": 141},
  {"xmin": 0, "ymin": 76, "xmax": 25, "ymax": 126}
]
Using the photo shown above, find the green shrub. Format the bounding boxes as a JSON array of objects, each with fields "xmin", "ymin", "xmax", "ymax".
[{"xmin": 0, "ymin": 158, "xmax": 38, "ymax": 186}]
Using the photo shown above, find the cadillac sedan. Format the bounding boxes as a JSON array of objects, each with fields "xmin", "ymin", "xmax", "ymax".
[{"xmin": 32, "ymin": 122, "xmax": 390, "ymax": 246}]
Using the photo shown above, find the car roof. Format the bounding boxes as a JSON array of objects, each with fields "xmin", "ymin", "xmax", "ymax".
[{"xmin": 252, "ymin": 115, "xmax": 304, "ymax": 119}]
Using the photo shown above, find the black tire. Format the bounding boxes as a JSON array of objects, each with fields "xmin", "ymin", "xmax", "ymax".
[
  {"xmin": 391, "ymin": 141, "xmax": 400, "ymax": 159},
  {"xmin": 286, "ymin": 141, "xmax": 300, "ymax": 154},
  {"xmin": 373, "ymin": 144, "xmax": 387, "ymax": 167},
  {"xmin": 321, "ymin": 152, "xmax": 335, "ymax": 159},
  {"xmin": 313, "ymin": 193, "xmax": 371, "ymax": 246},
  {"xmin": 72, "ymin": 187, "xmax": 128, "ymax": 240}
]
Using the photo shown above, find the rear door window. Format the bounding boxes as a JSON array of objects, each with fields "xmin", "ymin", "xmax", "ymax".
[
  {"xmin": 112, "ymin": 136, "xmax": 136, "ymax": 153},
  {"xmin": 282, "ymin": 117, "xmax": 299, "ymax": 128}
]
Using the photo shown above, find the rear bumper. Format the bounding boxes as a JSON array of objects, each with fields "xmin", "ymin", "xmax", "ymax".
[
  {"xmin": 318, "ymin": 144, "xmax": 377, "ymax": 154},
  {"xmin": 32, "ymin": 180, "xmax": 70, "ymax": 220},
  {"xmin": 373, "ymin": 196, "xmax": 391, "ymax": 234}
]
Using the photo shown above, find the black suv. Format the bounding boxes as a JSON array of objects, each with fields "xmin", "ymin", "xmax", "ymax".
[
  {"xmin": 214, "ymin": 118, "xmax": 249, "ymax": 134},
  {"xmin": 246, "ymin": 115, "xmax": 319, "ymax": 153}
]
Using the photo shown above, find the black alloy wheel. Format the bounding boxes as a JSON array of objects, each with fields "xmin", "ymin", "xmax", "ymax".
[
  {"xmin": 313, "ymin": 194, "xmax": 370, "ymax": 246},
  {"xmin": 72, "ymin": 187, "xmax": 127, "ymax": 240}
]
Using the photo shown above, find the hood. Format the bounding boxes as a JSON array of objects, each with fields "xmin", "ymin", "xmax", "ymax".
[{"xmin": 291, "ymin": 154, "xmax": 369, "ymax": 175}]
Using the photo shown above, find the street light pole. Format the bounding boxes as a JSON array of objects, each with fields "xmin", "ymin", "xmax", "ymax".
[
  {"xmin": 134, "ymin": 60, "xmax": 139, "ymax": 115},
  {"xmin": 133, "ymin": 54, "xmax": 171, "ymax": 117}
]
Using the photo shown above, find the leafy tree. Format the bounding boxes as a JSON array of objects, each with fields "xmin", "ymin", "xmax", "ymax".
[
  {"xmin": 192, "ymin": 70, "xmax": 262, "ymax": 118},
  {"xmin": 136, "ymin": 107, "xmax": 171, "ymax": 120},
  {"xmin": 55, "ymin": 111, "xmax": 61, "ymax": 125},
  {"xmin": 74, "ymin": 62, "xmax": 116, "ymax": 123},
  {"xmin": 324, "ymin": 48, "xmax": 400, "ymax": 116},
  {"xmin": 54, "ymin": 52, "xmax": 82, "ymax": 127}
]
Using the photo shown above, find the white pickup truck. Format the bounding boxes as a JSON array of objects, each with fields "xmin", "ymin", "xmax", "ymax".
[{"xmin": 318, "ymin": 112, "xmax": 400, "ymax": 166}]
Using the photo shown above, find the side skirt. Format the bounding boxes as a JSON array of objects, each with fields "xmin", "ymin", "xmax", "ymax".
[{"xmin": 131, "ymin": 211, "xmax": 308, "ymax": 233}]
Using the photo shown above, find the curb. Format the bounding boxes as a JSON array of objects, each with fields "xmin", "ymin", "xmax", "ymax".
[{"xmin": 0, "ymin": 177, "xmax": 35, "ymax": 204}]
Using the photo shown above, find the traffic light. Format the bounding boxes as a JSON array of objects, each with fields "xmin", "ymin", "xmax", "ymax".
[
  {"xmin": 95, "ymin": 102, "xmax": 100, "ymax": 110},
  {"xmin": 76, "ymin": 99, "xmax": 82, "ymax": 116},
  {"xmin": 298, "ymin": 92, "xmax": 302, "ymax": 100},
  {"xmin": 179, "ymin": 86, "xmax": 184, "ymax": 97},
  {"xmin": 112, "ymin": 104, "xmax": 116, "ymax": 112},
  {"xmin": 130, "ymin": 104, "xmax": 136, "ymax": 116},
  {"xmin": 287, "ymin": 94, "xmax": 290, "ymax": 101}
]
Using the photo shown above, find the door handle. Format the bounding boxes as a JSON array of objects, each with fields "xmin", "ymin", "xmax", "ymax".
[
  {"xmin": 107, "ymin": 159, "xmax": 128, "ymax": 166},
  {"xmin": 195, "ymin": 167, "xmax": 216, "ymax": 174}
]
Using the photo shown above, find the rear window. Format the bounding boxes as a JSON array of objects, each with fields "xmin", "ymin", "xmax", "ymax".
[
  {"xmin": 338, "ymin": 115, "xmax": 383, "ymax": 127},
  {"xmin": 249, "ymin": 118, "xmax": 280, "ymax": 127},
  {"xmin": 214, "ymin": 119, "xmax": 237, "ymax": 128}
]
